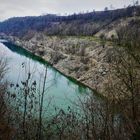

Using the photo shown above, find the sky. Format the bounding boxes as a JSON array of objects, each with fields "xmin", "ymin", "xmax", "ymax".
[{"xmin": 0, "ymin": 0, "xmax": 139, "ymax": 21}]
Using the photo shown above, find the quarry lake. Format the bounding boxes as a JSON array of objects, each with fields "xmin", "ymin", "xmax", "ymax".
[{"xmin": 0, "ymin": 40, "xmax": 100, "ymax": 116}]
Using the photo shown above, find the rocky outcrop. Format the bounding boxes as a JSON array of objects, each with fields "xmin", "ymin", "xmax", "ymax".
[{"xmin": 95, "ymin": 17, "xmax": 140, "ymax": 39}]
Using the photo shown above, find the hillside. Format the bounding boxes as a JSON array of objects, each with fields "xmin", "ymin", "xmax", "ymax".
[{"xmin": 0, "ymin": 6, "xmax": 140, "ymax": 37}]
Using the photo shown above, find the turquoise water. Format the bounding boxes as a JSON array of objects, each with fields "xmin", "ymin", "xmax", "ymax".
[{"xmin": 0, "ymin": 41, "xmax": 99, "ymax": 116}]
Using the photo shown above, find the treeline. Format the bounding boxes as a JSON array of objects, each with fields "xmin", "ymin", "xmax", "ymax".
[{"xmin": 0, "ymin": 6, "xmax": 140, "ymax": 37}]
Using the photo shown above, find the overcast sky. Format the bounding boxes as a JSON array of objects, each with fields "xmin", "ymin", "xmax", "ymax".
[{"xmin": 0, "ymin": 0, "xmax": 139, "ymax": 21}]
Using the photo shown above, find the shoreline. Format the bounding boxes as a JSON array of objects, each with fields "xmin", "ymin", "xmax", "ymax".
[
  {"xmin": 1, "ymin": 34, "xmax": 112, "ymax": 98},
  {"xmin": 6, "ymin": 40, "xmax": 106, "ymax": 99}
]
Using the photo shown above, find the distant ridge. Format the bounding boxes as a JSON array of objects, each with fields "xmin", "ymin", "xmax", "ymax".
[{"xmin": 0, "ymin": 6, "xmax": 140, "ymax": 37}]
